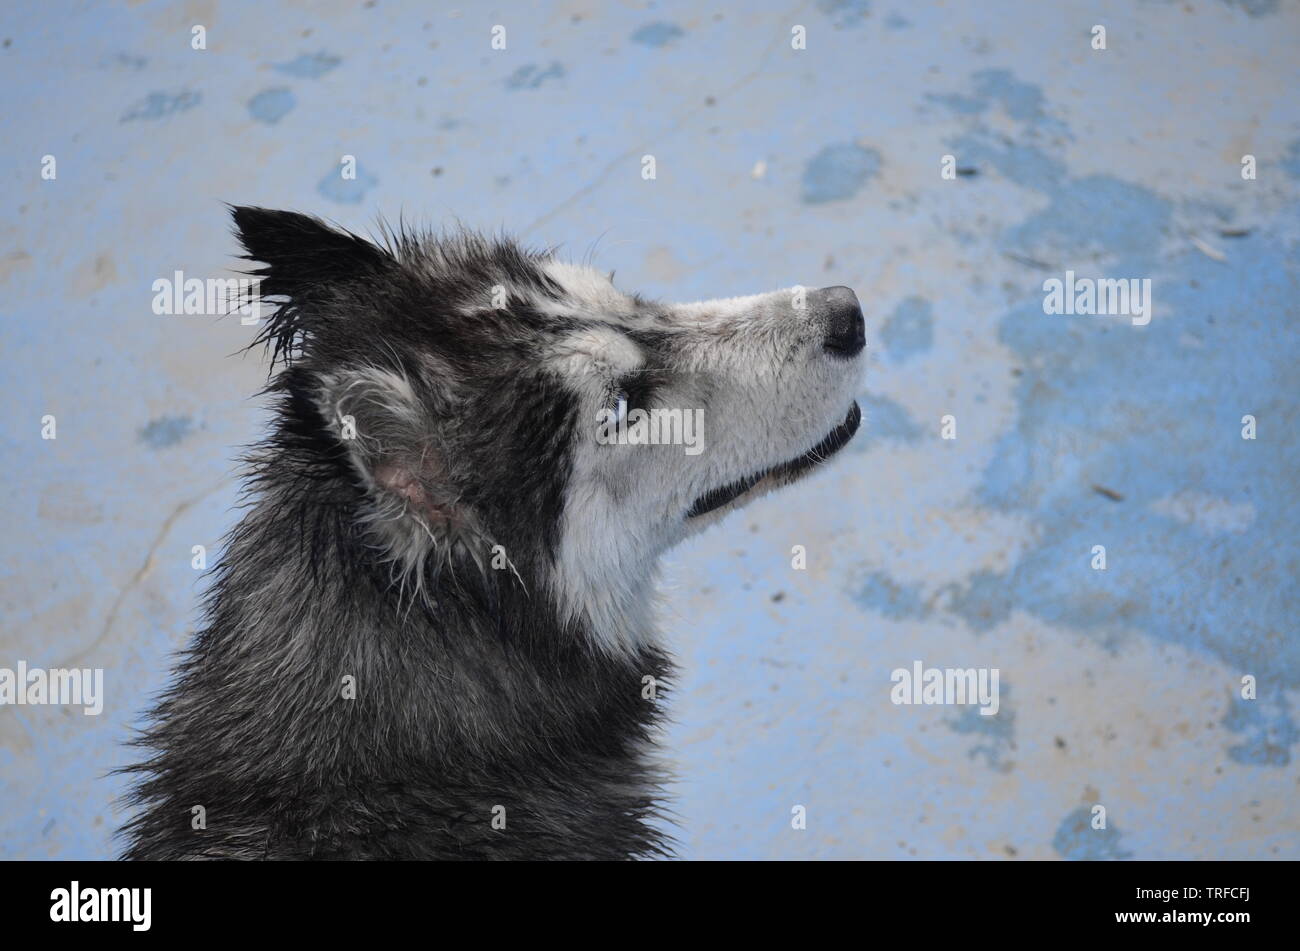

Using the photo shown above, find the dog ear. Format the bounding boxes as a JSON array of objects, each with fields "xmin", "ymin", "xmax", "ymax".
[
  {"xmin": 230, "ymin": 205, "xmax": 393, "ymax": 368},
  {"xmin": 316, "ymin": 365, "xmax": 472, "ymax": 559}
]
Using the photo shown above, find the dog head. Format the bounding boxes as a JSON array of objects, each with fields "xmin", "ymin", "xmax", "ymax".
[{"xmin": 232, "ymin": 206, "xmax": 864, "ymax": 654}]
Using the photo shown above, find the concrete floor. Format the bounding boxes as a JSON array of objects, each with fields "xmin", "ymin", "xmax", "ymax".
[{"xmin": 1, "ymin": 0, "xmax": 1297, "ymax": 859}]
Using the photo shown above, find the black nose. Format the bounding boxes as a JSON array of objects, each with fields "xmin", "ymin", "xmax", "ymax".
[{"xmin": 818, "ymin": 285, "xmax": 865, "ymax": 357}]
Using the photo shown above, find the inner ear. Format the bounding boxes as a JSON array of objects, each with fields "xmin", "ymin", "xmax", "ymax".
[
  {"xmin": 372, "ymin": 457, "xmax": 456, "ymax": 529},
  {"xmin": 318, "ymin": 366, "xmax": 460, "ymax": 532},
  {"xmin": 374, "ymin": 461, "xmax": 428, "ymax": 507}
]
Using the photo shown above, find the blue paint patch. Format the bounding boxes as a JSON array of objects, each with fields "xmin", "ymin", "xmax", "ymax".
[
  {"xmin": 853, "ymin": 392, "xmax": 922, "ymax": 451},
  {"xmin": 630, "ymin": 22, "xmax": 685, "ymax": 47},
  {"xmin": 949, "ymin": 134, "xmax": 1066, "ymax": 193},
  {"xmin": 884, "ymin": 13, "xmax": 911, "ymax": 29},
  {"xmin": 505, "ymin": 62, "xmax": 566, "ymax": 90},
  {"xmin": 1052, "ymin": 805, "xmax": 1134, "ymax": 860},
  {"xmin": 972, "ymin": 69, "xmax": 1046, "ymax": 124},
  {"xmin": 945, "ymin": 685, "xmax": 1015, "ymax": 771},
  {"xmin": 247, "ymin": 87, "xmax": 296, "ymax": 124},
  {"xmin": 851, "ymin": 570, "xmax": 927, "ymax": 619},
  {"xmin": 120, "ymin": 90, "xmax": 201, "ymax": 122},
  {"xmin": 139, "ymin": 415, "xmax": 193, "ymax": 449},
  {"xmin": 950, "ymin": 134, "xmax": 1170, "ymax": 265},
  {"xmin": 1008, "ymin": 174, "xmax": 1172, "ymax": 263},
  {"xmin": 945, "ymin": 571, "xmax": 1014, "ymax": 633},
  {"xmin": 967, "ymin": 220, "xmax": 1300, "ymax": 700},
  {"xmin": 273, "ymin": 51, "xmax": 341, "ymax": 78},
  {"xmin": 880, "ymin": 296, "xmax": 934, "ymax": 363},
  {"xmin": 1222, "ymin": 691, "xmax": 1297, "ymax": 766},
  {"xmin": 801, "ymin": 143, "xmax": 881, "ymax": 204},
  {"xmin": 931, "ymin": 69, "xmax": 1069, "ymax": 138},
  {"xmin": 817, "ymin": 0, "xmax": 872, "ymax": 28},
  {"xmin": 317, "ymin": 163, "xmax": 379, "ymax": 204}
]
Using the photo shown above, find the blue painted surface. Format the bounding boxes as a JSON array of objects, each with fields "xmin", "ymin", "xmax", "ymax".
[
  {"xmin": 630, "ymin": 22, "xmax": 685, "ymax": 48},
  {"xmin": 852, "ymin": 393, "xmax": 922, "ymax": 450},
  {"xmin": 504, "ymin": 61, "xmax": 566, "ymax": 90},
  {"xmin": 879, "ymin": 296, "xmax": 934, "ymax": 364},
  {"xmin": 247, "ymin": 87, "xmax": 296, "ymax": 124},
  {"xmin": 272, "ymin": 51, "xmax": 341, "ymax": 79},
  {"xmin": 138, "ymin": 415, "xmax": 194, "ymax": 449},
  {"xmin": 120, "ymin": 89, "xmax": 201, "ymax": 122},
  {"xmin": 801, "ymin": 143, "xmax": 882, "ymax": 204},
  {"xmin": 316, "ymin": 161, "xmax": 379, "ymax": 204},
  {"xmin": 1, "ymin": 0, "xmax": 1297, "ymax": 860},
  {"xmin": 1053, "ymin": 805, "xmax": 1134, "ymax": 861},
  {"xmin": 946, "ymin": 687, "xmax": 1015, "ymax": 773}
]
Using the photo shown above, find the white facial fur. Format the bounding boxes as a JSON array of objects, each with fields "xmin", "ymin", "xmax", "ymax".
[{"xmin": 541, "ymin": 262, "xmax": 865, "ymax": 656}]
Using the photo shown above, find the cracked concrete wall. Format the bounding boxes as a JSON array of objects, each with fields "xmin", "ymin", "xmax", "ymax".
[{"xmin": 1, "ymin": 0, "xmax": 1297, "ymax": 859}]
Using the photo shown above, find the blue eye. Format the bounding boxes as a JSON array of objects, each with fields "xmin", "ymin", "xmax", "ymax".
[{"xmin": 612, "ymin": 391, "xmax": 629, "ymax": 422}]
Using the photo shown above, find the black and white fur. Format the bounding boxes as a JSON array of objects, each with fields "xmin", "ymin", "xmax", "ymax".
[{"xmin": 120, "ymin": 207, "xmax": 865, "ymax": 859}]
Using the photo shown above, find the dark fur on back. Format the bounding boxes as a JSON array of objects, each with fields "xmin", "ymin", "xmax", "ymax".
[{"xmin": 120, "ymin": 208, "xmax": 674, "ymax": 860}]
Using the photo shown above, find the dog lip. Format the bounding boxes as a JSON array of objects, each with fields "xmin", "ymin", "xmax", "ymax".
[
  {"xmin": 685, "ymin": 401, "xmax": 861, "ymax": 519},
  {"xmin": 770, "ymin": 400, "xmax": 861, "ymax": 478}
]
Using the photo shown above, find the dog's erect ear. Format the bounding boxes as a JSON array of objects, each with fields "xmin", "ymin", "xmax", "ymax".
[
  {"xmin": 230, "ymin": 205, "xmax": 393, "ymax": 367},
  {"xmin": 230, "ymin": 205, "xmax": 390, "ymax": 290}
]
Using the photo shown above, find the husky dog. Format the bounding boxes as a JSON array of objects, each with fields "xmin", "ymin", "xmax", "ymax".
[{"xmin": 121, "ymin": 207, "xmax": 865, "ymax": 859}]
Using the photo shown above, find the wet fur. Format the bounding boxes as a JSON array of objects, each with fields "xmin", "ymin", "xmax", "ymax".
[
  {"xmin": 120, "ymin": 207, "xmax": 861, "ymax": 860},
  {"xmin": 121, "ymin": 209, "xmax": 672, "ymax": 859}
]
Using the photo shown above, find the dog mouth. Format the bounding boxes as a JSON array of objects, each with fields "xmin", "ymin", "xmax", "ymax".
[{"xmin": 686, "ymin": 401, "xmax": 862, "ymax": 519}]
